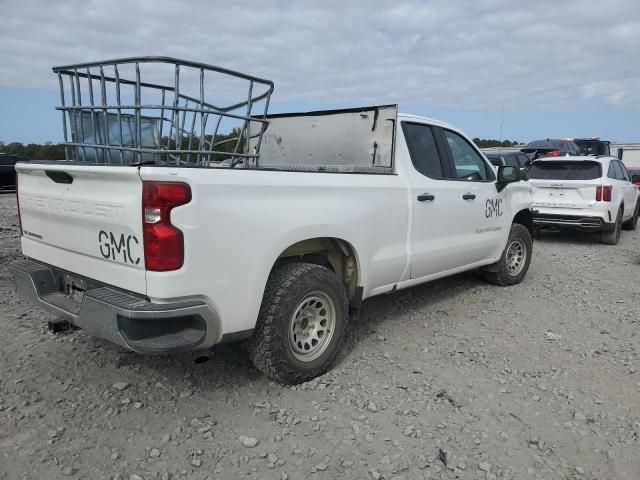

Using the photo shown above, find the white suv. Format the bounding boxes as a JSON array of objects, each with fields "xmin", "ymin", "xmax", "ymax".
[{"xmin": 529, "ymin": 156, "xmax": 640, "ymax": 244}]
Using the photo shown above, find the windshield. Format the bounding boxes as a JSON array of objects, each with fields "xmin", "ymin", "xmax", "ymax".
[{"xmin": 529, "ymin": 161, "xmax": 601, "ymax": 180}]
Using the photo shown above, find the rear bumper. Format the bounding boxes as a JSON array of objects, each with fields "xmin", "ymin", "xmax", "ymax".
[
  {"xmin": 533, "ymin": 212, "xmax": 614, "ymax": 232},
  {"xmin": 9, "ymin": 258, "xmax": 219, "ymax": 354}
]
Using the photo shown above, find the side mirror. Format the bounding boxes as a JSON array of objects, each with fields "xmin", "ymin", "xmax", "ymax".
[
  {"xmin": 632, "ymin": 174, "xmax": 640, "ymax": 184},
  {"xmin": 617, "ymin": 148, "xmax": 624, "ymax": 160},
  {"xmin": 496, "ymin": 165, "xmax": 520, "ymax": 192}
]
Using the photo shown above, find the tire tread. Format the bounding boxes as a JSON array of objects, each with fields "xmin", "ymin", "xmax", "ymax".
[{"xmin": 247, "ymin": 262, "xmax": 348, "ymax": 384}]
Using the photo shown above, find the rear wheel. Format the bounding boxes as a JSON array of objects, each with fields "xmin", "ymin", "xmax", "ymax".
[
  {"xmin": 483, "ymin": 224, "xmax": 532, "ymax": 286},
  {"xmin": 247, "ymin": 262, "xmax": 348, "ymax": 384},
  {"xmin": 622, "ymin": 202, "xmax": 639, "ymax": 231},
  {"xmin": 602, "ymin": 207, "xmax": 623, "ymax": 244}
]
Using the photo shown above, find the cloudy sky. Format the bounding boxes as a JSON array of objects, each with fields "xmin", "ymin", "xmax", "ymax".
[{"xmin": 1, "ymin": 0, "xmax": 639, "ymax": 143}]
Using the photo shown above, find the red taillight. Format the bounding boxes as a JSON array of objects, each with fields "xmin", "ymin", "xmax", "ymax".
[
  {"xmin": 142, "ymin": 181, "xmax": 191, "ymax": 271},
  {"xmin": 15, "ymin": 173, "xmax": 22, "ymax": 235},
  {"xmin": 596, "ymin": 185, "xmax": 612, "ymax": 202},
  {"xmin": 544, "ymin": 150, "xmax": 561, "ymax": 157}
]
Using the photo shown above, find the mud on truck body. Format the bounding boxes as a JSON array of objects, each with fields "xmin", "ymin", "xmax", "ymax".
[{"xmin": 10, "ymin": 57, "xmax": 534, "ymax": 383}]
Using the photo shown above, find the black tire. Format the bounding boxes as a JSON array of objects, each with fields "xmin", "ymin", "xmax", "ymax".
[
  {"xmin": 602, "ymin": 207, "xmax": 623, "ymax": 245},
  {"xmin": 483, "ymin": 223, "xmax": 532, "ymax": 286},
  {"xmin": 622, "ymin": 202, "xmax": 639, "ymax": 231},
  {"xmin": 247, "ymin": 262, "xmax": 348, "ymax": 384}
]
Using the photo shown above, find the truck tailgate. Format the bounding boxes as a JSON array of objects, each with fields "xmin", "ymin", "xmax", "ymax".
[{"xmin": 16, "ymin": 162, "xmax": 146, "ymax": 294}]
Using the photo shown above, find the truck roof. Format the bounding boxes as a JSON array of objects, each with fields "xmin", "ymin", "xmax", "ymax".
[{"xmin": 398, "ymin": 113, "xmax": 457, "ymax": 130}]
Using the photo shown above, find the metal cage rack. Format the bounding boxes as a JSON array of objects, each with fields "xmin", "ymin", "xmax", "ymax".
[{"xmin": 53, "ymin": 56, "xmax": 274, "ymax": 167}]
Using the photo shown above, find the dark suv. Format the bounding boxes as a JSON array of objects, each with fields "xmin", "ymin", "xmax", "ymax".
[
  {"xmin": 521, "ymin": 139, "xmax": 581, "ymax": 160},
  {"xmin": 0, "ymin": 154, "xmax": 30, "ymax": 191},
  {"xmin": 573, "ymin": 138, "xmax": 610, "ymax": 156},
  {"xmin": 484, "ymin": 150, "xmax": 531, "ymax": 170}
]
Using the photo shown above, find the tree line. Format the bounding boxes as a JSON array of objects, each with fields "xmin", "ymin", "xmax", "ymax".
[
  {"xmin": 0, "ymin": 129, "xmax": 244, "ymax": 161},
  {"xmin": 472, "ymin": 138, "xmax": 521, "ymax": 148},
  {"xmin": 0, "ymin": 142, "xmax": 66, "ymax": 159}
]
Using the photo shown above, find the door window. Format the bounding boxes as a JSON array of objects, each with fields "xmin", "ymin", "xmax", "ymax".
[
  {"xmin": 618, "ymin": 161, "xmax": 630, "ymax": 181},
  {"xmin": 443, "ymin": 130, "xmax": 494, "ymax": 181},
  {"xmin": 401, "ymin": 123, "xmax": 444, "ymax": 179},
  {"xmin": 612, "ymin": 161, "xmax": 625, "ymax": 180}
]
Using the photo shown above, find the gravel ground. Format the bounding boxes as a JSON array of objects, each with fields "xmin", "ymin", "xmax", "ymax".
[{"xmin": 1, "ymin": 193, "xmax": 639, "ymax": 480}]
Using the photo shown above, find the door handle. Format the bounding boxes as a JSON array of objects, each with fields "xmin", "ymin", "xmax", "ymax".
[
  {"xmin": 462, "ymin": 193, "xmax": 476, "ymax": 200},
  {"xmin": 45, "ymin": 170, "xmax": 73, "ymax": 184},
  {"xmin": 417, "ymin": 193, "xmax": 435, "ymax": 202}
]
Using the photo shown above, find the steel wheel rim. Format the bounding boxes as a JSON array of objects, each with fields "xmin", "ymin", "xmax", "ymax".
[
  {"xmin": 289, "ymin": 291, "xmax": 336, "ymax": 362},
  {"xmin": 506, "ymin": 239, "xmax": 526, "ymax": 276}
]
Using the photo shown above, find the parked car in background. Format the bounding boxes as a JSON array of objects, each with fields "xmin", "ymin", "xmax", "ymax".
[
  {"xmin": 0, "ymin": 154, "xmax": 30, "ymax": 191},
  {"xmin": 529, "ymin": 156, "xmax": 639, "ymax": 244},
  {"xmin": 521, "ymin": 139, "xmax": 581, "ymax": 160},
  {"xmin": 627, "ymin": 167, "xmax": 640, "ymax": 190},
  {"xmin": 483, "ymin": 149, "xmax": 531, "ymax": 170},
  {"xmin": 573, "ymin": 138, "xmax": 611, "ymax": 156}
]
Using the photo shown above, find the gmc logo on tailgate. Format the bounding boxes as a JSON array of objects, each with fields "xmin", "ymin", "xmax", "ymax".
[{"xmin": 99, "ymin": 230, "xmax": 141, "ymax": 265}]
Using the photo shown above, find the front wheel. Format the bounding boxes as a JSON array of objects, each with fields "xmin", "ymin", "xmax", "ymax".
[
  {"xmin": 247, "ymin": 262, "xmax": 348, "ymax": 384},
  {"xmin": 483, "ymin": 223, "xmax": 532, "ymax": 286}
]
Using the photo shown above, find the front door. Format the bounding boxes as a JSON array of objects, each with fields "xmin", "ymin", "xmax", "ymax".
[
  {"xmin": 440, "ymin": 128, "xmax": 509, "ymax": 265},
  {"xmin": 616, "ymin": 161, "xmax": 637, "ymax": 219}
]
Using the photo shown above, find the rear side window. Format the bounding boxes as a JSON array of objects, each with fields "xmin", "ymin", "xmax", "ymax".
[
  {"xmin": 529, "ymin": 161, "xmax": 601, "ymax": 180},
  {"xmin": 612, "ymin": 161, "xmax": 626, "ymax": 180},
  {"xmin": 619, "ymin": 162, "xmax": 630, "ymax": 181},
  {"xmin": 402, "ymin": 123, "xmax": 443, "ymax": 178}
]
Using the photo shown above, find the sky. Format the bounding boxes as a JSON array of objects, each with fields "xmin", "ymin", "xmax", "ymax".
[{"xmin": 0, "ymin": 0, "xmax": 639, "ymax": 144}]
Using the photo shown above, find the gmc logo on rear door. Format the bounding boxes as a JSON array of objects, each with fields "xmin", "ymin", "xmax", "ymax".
[{"xmin": 99, "ymin": 230, "xmax": 141, "ymax": 265}]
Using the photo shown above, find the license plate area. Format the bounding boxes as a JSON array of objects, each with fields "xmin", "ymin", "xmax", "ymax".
[
  {"xmin": 546, "ymin": 189, "xmax": 566, "ymax": 197},
  {"xmin": 63, "ymin": 273, "xmax": 87, "ymax": 303}
]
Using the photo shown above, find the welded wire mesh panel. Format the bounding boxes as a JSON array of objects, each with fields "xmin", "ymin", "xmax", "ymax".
[{"xmin": 53, "ymin": 57, "xmax": 274, "ymax": 167}]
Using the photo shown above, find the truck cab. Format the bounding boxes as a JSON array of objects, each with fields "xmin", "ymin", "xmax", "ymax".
[{"xmin": 573, "ymin": 138, "xmax": 611, "ymax": 156}]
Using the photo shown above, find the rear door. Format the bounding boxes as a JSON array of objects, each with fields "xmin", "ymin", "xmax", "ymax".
[
  {"xmin": 400, "ymin": 122, "xmax": 462, "ymax": 278},
  {"xmin": 529, "ymin": 161, "xmax": 602, "ymax": 209},
  {"xmin": 16, "ymin": 161, "xmax": 146, "ymax": 294}
]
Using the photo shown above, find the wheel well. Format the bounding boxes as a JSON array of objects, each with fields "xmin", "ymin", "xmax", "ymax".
[
  {"xmin": 513, "ymin": 209, "xmax": 533, "ymax": 234},
  {"xmin": 274, "ymin": 238, "xmax": 360, "ymax": 303}
]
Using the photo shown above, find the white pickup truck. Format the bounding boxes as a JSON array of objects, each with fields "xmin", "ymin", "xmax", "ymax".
[{"xmin": 10, "ymin": 57, "xmax": 534, "ymax": 383}]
